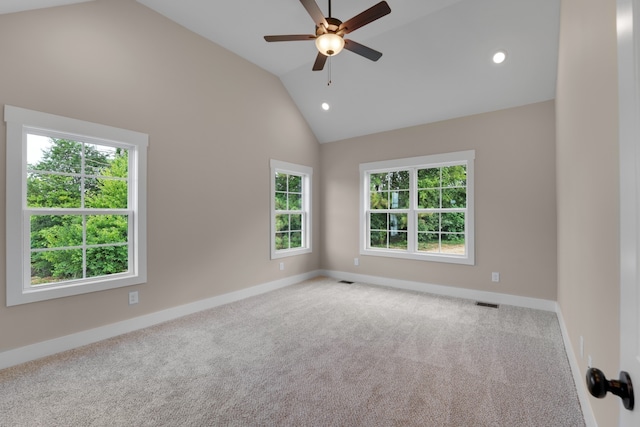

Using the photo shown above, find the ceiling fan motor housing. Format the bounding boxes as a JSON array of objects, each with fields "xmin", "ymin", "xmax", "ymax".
[{"xmin": 316, "ymin": 17, "xmax": 343, "ymax": 36}]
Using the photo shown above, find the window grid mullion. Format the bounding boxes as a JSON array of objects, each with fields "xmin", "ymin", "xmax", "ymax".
[{"xmin": 408, "ymin": 168, "xmax": 417, "ymax": 253}]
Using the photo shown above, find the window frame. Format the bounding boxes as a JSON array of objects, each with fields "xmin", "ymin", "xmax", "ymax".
[
  {"xmin": 270, "ymin": 159, "xmax": 312, "ymax": 259},
  {"xmin": 5, "ymin": 105, "xmax": 148, "ymax": 306},
  {"xmin": 359, "ymin": 150, "xmax": 475, "ymax": 265}
]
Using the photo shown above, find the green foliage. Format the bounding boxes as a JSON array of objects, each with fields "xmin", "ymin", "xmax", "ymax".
[{"xmin": 28, "ymin": 139, "xmax": 129, "ymax": 284}]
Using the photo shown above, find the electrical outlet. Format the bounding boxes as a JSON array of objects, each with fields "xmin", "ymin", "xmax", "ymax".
[
  {"xmin": 279, "ymin": 262, "xmax": 284, "ymax": 271},
  {"xmin": 128, "ymin": 291, "xmax": 139, "ymax": 305},
  {"xmin": 491, "ymin": 272, "xmax": 500, "ymax": 282},
  {"xmin": 354, "ymin": 258, "xmax": 359, "ymax": 266}
]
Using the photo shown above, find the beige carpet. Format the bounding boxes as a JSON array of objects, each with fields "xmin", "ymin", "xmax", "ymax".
[{"xmin": 0, "ymin": 277, "xmax": 584, "ymax": 426}]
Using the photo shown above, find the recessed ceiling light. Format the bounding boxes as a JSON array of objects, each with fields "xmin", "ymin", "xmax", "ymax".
[
  {"xmin": 321, "ymin": 102, "xmax": 330, "ymax": 111},
  {"xmin": 492, "ymin": 50, "xmax": 507, "ymax": 64}
]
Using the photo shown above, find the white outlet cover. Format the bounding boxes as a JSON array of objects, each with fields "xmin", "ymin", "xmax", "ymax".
[{"xmin": 129, "ymin": 291, "xmax": 139, "ymax": 305}]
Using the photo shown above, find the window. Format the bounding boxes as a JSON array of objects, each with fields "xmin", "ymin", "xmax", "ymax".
[
  {"xmin": 270, "ymin": 159, "xmax": 312, "ymax": 259},
  {"xmin": 360, "ymin": 150, "xmax": 475, "ymax": 265},
  {"xmin": 5, "ymin": 105, "xmax": 148, "ymax": 306}
]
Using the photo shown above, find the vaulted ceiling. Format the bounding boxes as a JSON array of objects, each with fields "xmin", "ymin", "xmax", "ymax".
[{"xmin": 0, "ymin": 0, "xmax": 561, "ymax": 143}]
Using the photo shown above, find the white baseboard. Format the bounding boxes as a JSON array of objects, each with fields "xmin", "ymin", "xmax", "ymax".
[
  {"xmin": 320, "ymin": 269, "xmax": 558, "ymax": 311},
  {"xmin": 0, "ymin": 270, "xmax": 321, "ymax": 371},
  {"xmin": 557, "ymin": 308, "xmax": 598, "ymax": 427}
]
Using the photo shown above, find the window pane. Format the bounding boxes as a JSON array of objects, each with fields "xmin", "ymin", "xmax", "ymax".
[
  {"xmin": 418, "ymin": 233, "xmax": 440, "ymax": 252},
  {"xmin": 276, "ymin": 214, "xmax": 289, "ymax": 232},
  {"xmin": 84, "ymin": 177, "xmax": 128, "ymax": 209},
  {"xmin": 84, "ymin": 143, "xmax": 119, "ymax": 176},
  {"xmin": 290, "ymin": 214, "xmax": 302, "ymax": 231},
  {"xmin": 87, "ymin": 246, "xmax": 129, "ymax": 277},
  {"xmin": 388, "ymin": 170, "xmax": 410, "ymax": 190},
  {"xmin": 288, "ymin": 175, "xmax": 302, "ymax": 192},
  {"xmin": 370, "ymin": 191, "xmax": 388, "ymax": 209},
  {"xmin": 370, "ymin": 231, "xmax": 387, "ymax": 248},
  {"xmin": 418, "ymin": 189, "xmax": 440, "ymax": 209},
  {"xmin": 441, "ymin": 212, "xmax": 465, "ymax": 233},
  {"xmin": 275, "ymin": 192, "xmax": 287, "ymax": 210},
  {"xmin": 290, "ymin": 232, "xmax": 302, "ymax": 249},
  {"xmin": 31, "ymin": 248, "xmax": 83, "ymax": 285},
  {"xmin": 276, "ymin": 233, "xmax": 289, "ymax": 250},
  {"xmin": 442, "ymin": 233, "xmax": 465, "ymax": 255},
  {"xmin": 417, "ymin": 168, "xmax": 440, "ymax": 188},
  {"xmin": 31, "ymin": 215, "xmax": 83, "ymax": 249},
  {"xmin": 442, "ymin": 188, "xmax": 466, "ymax": 208},
  {"xmin": 86, "ymin": 215, "xmax": 128, "ymax": 245},
  {"xmin": 389, "ymin": 232, "xmax": 407, "ymax": 250},
  {"xmin": 390, "ymin": 190, "xmax": 410, "ymax": 209},
  {"xmin": 441, "ymin": 165, "xmax": 466, "ymax": 187},
  {"xmin": 30, "ymin": 252, "xmax": 55, "ymax": 286},
  {"xmin": 27, "ymin": 173, "xmax": 81, "ymax": 208},
  {"xmin": 288, "ymin": 193, "xmax": 302, "ymax": 210},
  {"xmin": 370, "ymin": 173, "xmax": 389, "ymax": 191},
  {"xmin": 275, "ymin": 173, "xmax": 288, "ymax": 192},
  {"xmin": 28, "ymin": 137, "xmax": 82, "ymax": 174},
  {"xmin": 370, "ymin": 212, "xmax": 388, "ymax": 230},
  {"xmin": 418, "ymin": 213, "xmax": 439, "ymax": 232}
]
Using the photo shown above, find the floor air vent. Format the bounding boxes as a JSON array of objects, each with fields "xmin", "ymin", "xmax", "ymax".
[
  {"xmin": 338, "ymin": 280, "xmax": 354, "ymax": 284},
  {"xmin": 476, "ymin": 302, "xmax": 499, "ymax": 309}
]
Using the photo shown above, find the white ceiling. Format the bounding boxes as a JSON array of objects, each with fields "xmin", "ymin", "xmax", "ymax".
[{"xmin": 1, "ymin": 0, "xmax": 561, "ymax": 143}]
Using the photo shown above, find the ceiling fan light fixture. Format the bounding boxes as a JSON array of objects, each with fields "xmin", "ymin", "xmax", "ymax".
[{"xmin": 315, "ymin": 33, "xmax": 345, "ymax": 56}]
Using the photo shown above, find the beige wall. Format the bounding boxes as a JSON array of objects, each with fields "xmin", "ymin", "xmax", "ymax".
[
  {"xmin": 556, "ymin": 0, "xmax": 620, "ymax": 424},
  {"xmin": 320, "ymin": 101, "xmax": 558, "ymax": 301},
  {"xmin": 0, "ymin": 0, "xmax": 320, "ymax": 352}
]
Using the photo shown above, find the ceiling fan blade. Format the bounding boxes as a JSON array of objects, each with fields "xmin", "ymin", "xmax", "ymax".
[
  {"xmin": 300, "ymin": 0, "xmax": 329, "ymax": 30},
  {"xmin": 344, "ymin": 39, "xmax": 383, "ymax": 61},
  {"xmin": 312, "ymin": 52, "xmax": 328, "ymax": 71},
  {"xmin": 264, "ymin": 35, "xmax": 316, "ymax": 42},
  {"xmin": 338, "ymin": 1, "xmax": 391, "ymax": 34}
]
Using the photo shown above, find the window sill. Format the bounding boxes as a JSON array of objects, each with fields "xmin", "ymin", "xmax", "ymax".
[
  {"xmin": 271, "ymin": 247, "xmax": 312, "ymax": 260},
  {"xmin": 360, "ymin": 248, "xmax": 475, "ymax": 265}
]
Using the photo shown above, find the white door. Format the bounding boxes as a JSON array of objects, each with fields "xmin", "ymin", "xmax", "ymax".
[{"xmin": 619, "ymin": 0, "xmax": 640, "ymax": 425}]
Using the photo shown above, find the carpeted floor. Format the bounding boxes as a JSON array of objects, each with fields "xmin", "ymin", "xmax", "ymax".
[{"xmin": 0, "ymin": 277, "xmax": 584, "ymax": 426}]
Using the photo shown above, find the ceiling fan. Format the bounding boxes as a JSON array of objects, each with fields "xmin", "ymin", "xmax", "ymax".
[{"xmin": 264, "ymin": 0, "xmax": 391, "ymax": 71}]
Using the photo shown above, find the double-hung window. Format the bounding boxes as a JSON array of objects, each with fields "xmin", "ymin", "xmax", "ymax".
[
  {"xmin": 5, "ymin": 105, "xmax": 148, "ymax": 306},
  {"xmin": 270, "ymin": 159, "xmax": 312, "ymax": 259},
  {"xmin": 360, "ymin": 150, "xmax": 475, "ymax": 265}
]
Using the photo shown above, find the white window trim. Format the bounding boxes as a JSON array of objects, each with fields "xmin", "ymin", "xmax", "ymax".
[
  {"xmin": 359, "ymin": 150, "xmax": 475, "ymax": 265},
  {"xmin": 270, "ymin": 159, "xmax": 312, "ymax": 259},
  {"xmin": 5, "ymin": 105, "xmax": 148, "ymax": 306}
]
